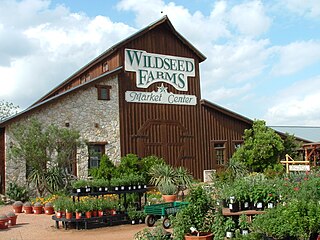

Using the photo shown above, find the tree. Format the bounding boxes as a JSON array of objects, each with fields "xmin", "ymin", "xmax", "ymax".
[
  {"xmin": 281, "ymin": 132, "xmax": 302, "ymax": 160},
  {"xmin": 0, "ymin": 100, "xmax": 19, "ymax": 121},
  {"xmin": 9, "ymin": 118, "xmax": 81, "ymax": 196},
  {"xmin": 231, "ymin": 120, "xmax": 284, "ymax": 172}
]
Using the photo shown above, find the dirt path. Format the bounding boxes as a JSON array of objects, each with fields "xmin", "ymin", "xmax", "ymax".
[{"xmin": 0, "ymin": 205, "xmax": 146, "ymax": 240}]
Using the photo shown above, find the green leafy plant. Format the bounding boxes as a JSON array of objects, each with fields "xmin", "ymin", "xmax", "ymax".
[
  {"xmin": 172, "ymin": 185, "xmax": 213, "ymax": 240},
  {"xmin": 149, "ymin": 163, "xmax": 193, "ymax": 196},
  {"xmin": 252, "ymin": 199, "xmax": 320, "ymax": 239},
  {"xmin": 9, "ymin": 119, "xmax": 82, "ymax": 196},
  {"xmin": 225, "ymin": 217, "xmax": 236, "ymax": 232},
  {"xmin": 6, "ymin": 182, "xmax": 29, "ymax": 202},
  {"xmin": 89, "ymin": 154, "xmax": 115, "ymax": 180},
  {"xmin": 157, "ymin": 182, "xmax": 177, "ymax": 195},
  {"xmin": 71, "ymin": 179, "xmax": 88, "ymax": 189},
  {"xmin": 239, "ymin": 214, "xmax": 250, "ymax": 230},
  {"xmin": 134, "ymin": 222, "xmax": 171, "ymax": 240}
]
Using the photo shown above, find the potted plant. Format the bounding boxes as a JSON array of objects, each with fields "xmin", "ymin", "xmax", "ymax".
[
  {"xmin": 110, "ymin": 178, "xmax": 122, "ymax": 191},
  {"xmin": 185, "ymin": 227, "xmax": 214, "ymax": 240},
  {"xmin": 65, "ymin": 201, "xmax": 75, "ymax": 219},
  {"xmin": 12, "ymin": 201, "xmax": 23, "ymax": 213},
  {"xmin": 83, "ymin": 199, "xmax": 93, "ymax": 218},
  {"xmin": 71, "ymin": 179, "xmax": 88, "ymax": 193},
  {"xmin": 149, "ymin": 163, "xmax": 193, "ymax": 202},
  {"xmin": 95, "ymin": 179, "xmax": 109, "ymax": 192},
  {"xmin": 44, "ymin": 202, "xmax": 54, "ymax": 215},
  {"xmin": 53, "ymin": 196, "xmax": 69, "ymax": 218},
  {"xmin": 127, "ymin": 207, "xmax": 138, "ymax": 224},
  {"xmin": 6, "ymin": 211, "xmax": 17, "ymax": 226},
  {"xmin": 33, "ymin": 202, "xmax": 43, "ymax": 214},
  {"xmin": 74, "ymin": 202, "xmax": 83, "ymax": 219},
  {"xmin": 158, "ymin": 182, "xmax": 177, "ymax": 202},
  {"xmin": 23, "ymin": 201, "xmax": 33, "ymax": 214},
  {"xmin": 225, "ymin": 217, "xmax": 236, "ymax": 239},
  {"xmin": 0, "ymin": 214, "xmax": 8, "ymax": 229},
  {"xmin": 239, "ymin": 214, "xmax": 250, "ymax": 235},
  {"xmin": 173, "ymin": 185, "xmax": 213, "ymax": 240}
]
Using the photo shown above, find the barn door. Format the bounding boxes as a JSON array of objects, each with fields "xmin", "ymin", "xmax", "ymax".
[{"xmin": 136, "ymin": 120, "xmax": 191, "ymax": 167}]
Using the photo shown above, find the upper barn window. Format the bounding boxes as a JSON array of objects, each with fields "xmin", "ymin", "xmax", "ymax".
[
  {"xmin": 96, "ymin": 85, "xmax": 112, "ymax": 100},
  {"xmin": 102, "ymin": 62, "xmax": 109, "ymax": 72}
]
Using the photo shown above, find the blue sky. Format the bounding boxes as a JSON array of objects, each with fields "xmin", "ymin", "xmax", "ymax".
[{"xmin": 0, "ymin": 0, "xmax": 320, "ymax": 140}]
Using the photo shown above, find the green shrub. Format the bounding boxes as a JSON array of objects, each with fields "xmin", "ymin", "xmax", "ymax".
[{"xmin": 6, "ymin": 182, "xmax": 29, "ymax": 202}]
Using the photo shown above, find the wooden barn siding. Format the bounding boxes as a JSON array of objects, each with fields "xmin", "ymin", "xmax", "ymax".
[
  {"xmin": 117, "ymin": 25, "xmax": 206, "ymax": 178},
  {"xmin": 0, "ymin": 128, "xmax": 5, "ymax": 193},
  {"xmin": 200, "ymin": 105, "xmax": 252, "ymax": 170},
  {"xmin": 45, "ymin": 52, "xmax": 121, "ymax": 99}
]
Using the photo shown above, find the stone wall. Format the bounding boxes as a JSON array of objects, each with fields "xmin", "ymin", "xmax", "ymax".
[{"xmin": 5, "ymin": 75, "xmax": 120, "ymax": 187}]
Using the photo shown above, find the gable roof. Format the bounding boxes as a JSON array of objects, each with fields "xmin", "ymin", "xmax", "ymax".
[
  {"xmin": 200, "ymin": 99, "xmax": 253, "ymax": 125},
  {"xmin": 33, "ymin": 15, "xmax": 206, "ymax": 106},
  {"xmin": 0, "ymin": 67, "xmax": 122, "ymax": 127}
]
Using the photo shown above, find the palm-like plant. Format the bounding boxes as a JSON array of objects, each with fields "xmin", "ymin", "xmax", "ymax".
[
  {"xmin": 175, "ymin": 167, "xmax": 193, "ymax": 190},
  {"xmin": 149, "ymin": 164, "xmax": 193, "ymax": 196},
  {"xmin": 149, "ymin": 164, "xmax": 177, "ymax": 187}
]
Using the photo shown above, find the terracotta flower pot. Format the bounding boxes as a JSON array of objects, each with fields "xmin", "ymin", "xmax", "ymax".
[
  {"xmin": 23, "ymin": 206, "xmax": 33, "ymax": 214},
  {"xmin": 33, "ymin": 206, "xmax": 43, "ymax": 214},
  {"xmin": 65, "ymin": 212, "xmax": 73, "ymax": 219},
  {"xmin": 92, "ymin": 210, "xmax": 98, "ymax": 217},
  {"xmin": 7, "ymin": 213, "xmax": 17, "ymax": 226},
  {"xmin": 12, "ymin": 201, "xmax": 23, "ymax": 213},
  {"xmin": 12, "ymin": 205, "xmax": 22, "ymax": 214},
  {"xmin": 185, "ymin": 232, "xmax": 214, "ymax": 240},
  {"xmin": 98, "ymin": 210, "xmax": 104, "ymax": 217},
  {"xmin": 75, "ymin": 212, "xmax": 82, "ymax": 219},
  {"xmin": 0, "ymin": 214, "xmax": 9, "ymax": 229},
  {"xmin": 44, "ymin": 203, "xmax": 54, "ymax": 215},
  {"xmin": 44, "ymin": 206, "xmax": 54, "ymax": 215},
  {"xmin": 162, "ymin": 195, "xmax": 177, "ymax": 202},
  {"xmin": 85, "ymin": 211, "xmax": 92, "ymax": 218},
  {"xmin": 56, "ymin": 211, "xmax": 62, "ymax": 219}
]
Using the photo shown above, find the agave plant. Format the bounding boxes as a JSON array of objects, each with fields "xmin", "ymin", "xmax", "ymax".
[{"xmin": 149, "ymin": 164, "xmax": 177, "ymax": 187}]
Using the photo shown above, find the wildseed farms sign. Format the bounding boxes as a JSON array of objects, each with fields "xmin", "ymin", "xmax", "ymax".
[{"xmin": 124, "ymin": 49, "xmax": 197, "ymax": 105}]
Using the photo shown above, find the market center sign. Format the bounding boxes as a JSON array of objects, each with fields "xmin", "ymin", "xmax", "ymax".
[
  {"xmin": 125, "ymin": 49, "xmax": 195, "ymax": 91},
  {"xmin": 124, "ymin": 49, "xmax": 197, "ymax": 106}
]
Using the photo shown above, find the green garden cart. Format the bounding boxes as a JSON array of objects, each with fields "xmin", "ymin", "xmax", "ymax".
[{"xmin": 144, "ymin": 201, "xmax": 188, "ymax": 229}]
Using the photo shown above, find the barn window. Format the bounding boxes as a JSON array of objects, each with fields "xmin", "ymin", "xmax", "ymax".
[
  {"xmin": 96, "ymin": 85, "xmax": 112, "ymax": 100},
  {"xmin": 214, "ymin": 142, "xmax": 226, "ymax": 165},
  {"xmin": 88, "ymin": 143, "xmax": 106, "ymax": 169},
  {"xmin": 102, "ymin": 62, "xmax": 109, "ymax": 72},
  {"xmin": 233, "ymin": 140, "xmax": 243, "ymax": 150}
]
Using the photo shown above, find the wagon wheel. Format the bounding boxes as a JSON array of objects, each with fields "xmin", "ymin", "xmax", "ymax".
[
  {"xmin": 162, "ymin": 217, "xmax": 171, "ymax": 229},
  {"xmin": 145, "ymin": 215, "xmax": 156, "ymax": 227}
]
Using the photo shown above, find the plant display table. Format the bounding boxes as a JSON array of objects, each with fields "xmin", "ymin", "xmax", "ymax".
[
  {"xmin": 52, "ymin": 187, "xmax": 148, "ymax": 230},
  {"xmin": 71, "ymin": 187, "xmax": 148, "ymax": 210},
  {"xmin": 222, "ymin": 208, "xmax": 265, "ymax": 222},
  {"xmin": 52, "ymin": 213, "xmax": 129, "ymax": 230}
]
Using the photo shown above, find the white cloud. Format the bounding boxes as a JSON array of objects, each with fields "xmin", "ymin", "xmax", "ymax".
[
  {"xmin": 229, "ymin": 0, "xmax": 272, "ymax": 37},
  {"xmin": 0, "ymin": 0, "xmax": 136, "ymax": 109},
  {"xmin": 201, "ymin": 38, "xmax": 270, "ymax": 88},
  {"xmin": 265, "ymin": 76, "xmax": 320, "ymax": 125},
  {"xmin": 281, "ymin": 0, "xmax": 320, "ymax": 18},
  {"xmin": 271, "ymin": 41, "xmax": 320, "ymax": 76},
  {"xmin": 207, "ymin": 83, "xmax": 252, "ymax": 102}
]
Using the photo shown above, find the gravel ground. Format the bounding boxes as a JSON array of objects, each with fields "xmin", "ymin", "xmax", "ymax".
[{"xmin": 0, "ymin": 205, "xmax": 147, "ymax": 240}]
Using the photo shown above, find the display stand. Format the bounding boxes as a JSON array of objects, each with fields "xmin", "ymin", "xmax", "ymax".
[
  {"xmin": 222, "ymin": 208, "xmax": 265, "ymax": 222},
  {"xmin": 52, "ymin": 187, "xmax": 148, "ymax": 230}
]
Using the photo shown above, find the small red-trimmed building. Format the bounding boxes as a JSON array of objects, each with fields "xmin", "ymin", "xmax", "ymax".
[{"xmin": 0, "ymin": 16, "xmax": 255, "ymax": 193}]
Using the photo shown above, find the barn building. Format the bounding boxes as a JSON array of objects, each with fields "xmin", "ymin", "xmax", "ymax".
[{"xmin": 0, "ymin": 16, "xmax": 254, "ymax": 193}]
